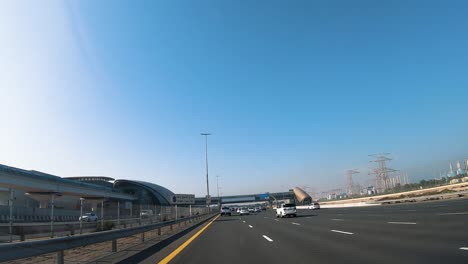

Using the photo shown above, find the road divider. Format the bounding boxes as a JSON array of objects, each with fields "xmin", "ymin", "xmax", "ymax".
[{"xmin": 297, "ymin": 202, "xmax": 379, "ymax": 209}]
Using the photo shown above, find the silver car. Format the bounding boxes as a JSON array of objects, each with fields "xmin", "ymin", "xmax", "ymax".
[
  {"xmin": 238, "ymin": 207, "xmax": 249, "ymax": 215},
  {"xmin": 79, "ymin": 212, "xmax": 98, "ymax": 222},
  {"xmin": 308, "ymin": 202, "xmax": 320, "ymax": 210}
]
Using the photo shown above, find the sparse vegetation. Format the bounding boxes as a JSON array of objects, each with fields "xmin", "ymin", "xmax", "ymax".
[{"xmin": 96, "ymin": 221, "xmax": 115, "ymax": 231}]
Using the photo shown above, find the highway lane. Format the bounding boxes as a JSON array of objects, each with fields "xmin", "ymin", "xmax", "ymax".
[{"xmin": 164, "ymin": 198, "xmax": 468, "ymax": 264}]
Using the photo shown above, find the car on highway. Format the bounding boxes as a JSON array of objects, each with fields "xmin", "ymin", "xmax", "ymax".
[
  {"xmin": 140, "ymin": 209, "xmax": 154, "ymax": 218},
  {"xmin": 276, "ymin": 203, "xmax": 297, "ymax": 218},
  {"xmin": 248, "ymin": 207, "xmax": 255, "ymax": 213},
  {"xmin": 308, "ymin": 202, "xmax": 320, "ymax": 210},
  {"xmin": 238, "ymin": 207, "xmax": 249, "ymax": 215},
  {"xmin": 220, "ymin": 207, "xmax": 231, "ymax": 216},
  {"xmin": 79, "ymin": 212, "xmax": 98, "ymax": 222},
  {"xmin": 255, "ymin": 207, "xmax": 261, "ymax": 213}
]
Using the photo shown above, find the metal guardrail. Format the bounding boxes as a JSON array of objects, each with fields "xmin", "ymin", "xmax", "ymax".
[{"xmin": 0, "ymin": 213, "xmax": 216, "ymax": 263}]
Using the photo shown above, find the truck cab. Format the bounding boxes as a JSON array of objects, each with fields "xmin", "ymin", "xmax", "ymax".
[{"xmin": 276, "ymin": 203, "xmax": 297, "ymax": 218}]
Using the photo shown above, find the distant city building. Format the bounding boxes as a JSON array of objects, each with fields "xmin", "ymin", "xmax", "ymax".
[
  {"xmin": 447, "ymin": 161, "xmax": 456, "ymax": 177},
  {"xmin": 367, "ymin": 186, "xmax": 376, "ymax": 195},
  {"xmin": 338, "ymin": 193, "xmax": 348, "ymax": 199}
]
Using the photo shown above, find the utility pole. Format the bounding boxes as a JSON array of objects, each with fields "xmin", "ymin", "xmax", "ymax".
[
  {"xmin": 201, "ymin": 133, "xmax": 211, "ymax": 208},
  {"xmin": 346, "ymin": 169, "xmax": 359, "ymax": 195},
  {"xmin": 369, "ymin": 153, "xmax": 397, "ymax": 193}
]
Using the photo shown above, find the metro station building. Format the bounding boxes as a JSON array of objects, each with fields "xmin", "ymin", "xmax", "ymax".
[{"xmin": 0, "ymin": 164, "xmax": 183, "ymax": 221}]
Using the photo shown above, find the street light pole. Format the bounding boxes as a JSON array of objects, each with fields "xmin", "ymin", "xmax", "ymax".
[
  {"xmin": 216, "ymin": 175, "xmax": 220, "ymax": 209},
  {"xmin": 79, "ymin": 198, "xmax": 84, "ymax": 234},
  {"xmin": 50, "ymin": 193, "xmax": 55, "ymax": 238},
  {"xmin": 200, "ymin": 133, "xmax": 211, "ymax": 208},
  {"xmin": 8, "ymin": 188, "xmax": 13, "ymax": 243}
]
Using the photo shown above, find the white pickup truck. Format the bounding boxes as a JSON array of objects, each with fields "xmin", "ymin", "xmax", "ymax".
[{"xmin": 276, "ymin": 203, "xmax": 297, "ymax": 218}]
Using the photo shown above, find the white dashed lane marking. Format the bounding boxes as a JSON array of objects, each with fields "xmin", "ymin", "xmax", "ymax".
[
  {"xmin": 263, "ymin": 235, "xmax": 274, "ymax": 242},
  {"xmin": 248, "ymin": 225, "xmax": 253, "ymax": 228},
  {"xmin": 387, "ymin": 222, "xmax": 417, "ymax": 225},
  {"xmin": 330, "ymin": 230, "xmax": 354, "ymax": 235},
  {"xmin": 437, "ymin": 212, "xmax": 468, "ymax": 215}
]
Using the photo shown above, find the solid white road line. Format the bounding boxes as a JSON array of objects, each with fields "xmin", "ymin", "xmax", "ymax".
[
  {"xmin": 292, "ymin": 222, "xmax": 301, "ymax": 225},
  {"xmin": 437, "ymin": 212, "xmax": 468, "ymax": 215},
  {"xmin": 330, "ymin": 230, "xmax": 354, "ymax": 235},
  {"xmin": 387, "ymin": 222, "xmax": 417, "ymax": 225},
  {"xmin": 331, "ymin": 219, "xmax": 344, "ymax": 221},
  {"xmin": 460, "ymin": 247, "xmax": 468, "ymax": 251},
  {"xmin": 248, "ymin": 225, "xmax": 253, "ymax": 228},
  {"xmin": 263, "ymin": 235, "xmax": 274, "ymax": 242}
]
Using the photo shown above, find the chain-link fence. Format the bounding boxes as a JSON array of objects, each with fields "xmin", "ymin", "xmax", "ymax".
[{"xmin": 0, "ymin": 203, "xmax": 210, "ymax": 242}]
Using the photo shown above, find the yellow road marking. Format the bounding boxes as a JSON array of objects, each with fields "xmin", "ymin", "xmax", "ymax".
[{"xmin": 159, "ymin": 215, "xmax": 220, "ymax": 264}]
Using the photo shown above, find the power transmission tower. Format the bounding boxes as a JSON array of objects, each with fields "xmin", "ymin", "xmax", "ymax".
[
  {"xmin": 346, "ymin": 169, "xmax": 359, "ymax": 195},
  {"xmin": 369, "ymin": 153, "xmax": 397, "ymax": 193}
]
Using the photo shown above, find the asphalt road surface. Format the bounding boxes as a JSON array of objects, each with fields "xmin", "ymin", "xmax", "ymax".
[{"xmin": 164, "ymin": 198, "xmax": 468, "ymax": 264}]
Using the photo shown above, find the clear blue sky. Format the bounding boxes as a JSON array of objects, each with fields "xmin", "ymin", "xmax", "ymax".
[{"xmin": 1, "ymin": 0, "xmax": 467, "ymax": 196}]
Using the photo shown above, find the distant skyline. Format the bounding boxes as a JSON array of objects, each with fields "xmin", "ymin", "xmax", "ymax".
[{"xmin": 1, "ymin": 1, "xmax": 468, "ymax": 197}]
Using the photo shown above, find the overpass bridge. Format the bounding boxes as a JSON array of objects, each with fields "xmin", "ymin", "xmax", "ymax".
[{"xmin": 194, "ymin": 191, "xmax": 301, "ymax": 206}]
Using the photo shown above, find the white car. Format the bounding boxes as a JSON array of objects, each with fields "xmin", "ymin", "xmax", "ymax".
[
  {"xmin": 238, "ymin": 207, "xmax": 249, "ymax": 215},
  {"xmin": 276, "ymin": 203, "xmax": 297, "ymax": 218},
  {"xmin": 248, "ymin": 207, "xmax": 255, "ymax": 213},
  {"xmin": 79, "ymin": 212, "xmax": 98, "ymax": 222},
  {"xmin": 220, "ymin": 207, "xmax": 231, "ymax": 216},
  {"xmin": 308, "ymin": 202, "xmax": 320, "ymax": 210},
  {"xmin": 140, "ymin": 209, "xmax": 154, "ymax": 218}
]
